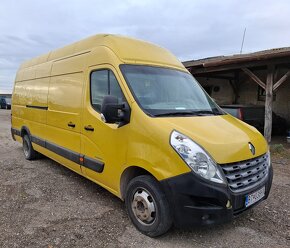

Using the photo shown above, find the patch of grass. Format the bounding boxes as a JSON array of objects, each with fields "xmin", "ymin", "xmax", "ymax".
[
  {"xmin": 270, "ymin": 144, "xmax": 285, "ymax": 154},
  {"xmin": 270, "ymin": 144, "xmax": 290, "ymax": 160}
]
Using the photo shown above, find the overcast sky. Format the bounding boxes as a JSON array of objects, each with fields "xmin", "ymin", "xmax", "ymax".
[{"xmin": 1, "ymin": 0, "xmax": 290, "ymax": 93}]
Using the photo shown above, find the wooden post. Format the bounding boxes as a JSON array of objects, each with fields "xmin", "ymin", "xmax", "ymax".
[
  {"xmin": 234, "ymin": 71, "xmax": 240, "ymax": 104},
  {"xmin": 264, "ymin": 65, "xmax": 275, "ymax": 143}
]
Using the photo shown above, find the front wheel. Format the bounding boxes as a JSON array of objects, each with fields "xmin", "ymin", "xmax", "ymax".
[{"xmin": 125, "ymin": 175, "xmax": 173, "ymax": 237}]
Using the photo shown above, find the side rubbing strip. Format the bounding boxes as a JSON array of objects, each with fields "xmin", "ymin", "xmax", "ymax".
[
  {"xmin": 45, "ymin": 141, "xmax": 80, "ymax": 165},
  {"xmin": 83, "ymin": 156, "xmax": 104, "ymax": 173},
  {"xmin": 14, "ymin": 128, "xmax": 105, "ymax": 173},
  {"xmin": 31, "ymin": 135, "xmax": 46, "ymax": 147},
  {"xmin": 26, "ymin": 105, "xmax": 48, "ymax": 110}
]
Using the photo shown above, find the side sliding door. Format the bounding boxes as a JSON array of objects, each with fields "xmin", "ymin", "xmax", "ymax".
[{"xmin": 45, "ymin": 53, "xmax": 87, "ymax": 174}]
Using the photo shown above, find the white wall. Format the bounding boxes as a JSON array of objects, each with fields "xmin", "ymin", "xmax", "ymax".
[{"xmin": 196, "ymin": 77, "xmax": 235, "ymax": 104}]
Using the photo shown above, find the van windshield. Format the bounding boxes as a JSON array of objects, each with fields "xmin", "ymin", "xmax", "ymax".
[{"xmin": 120, "ymin": 65, "xmax": 224, "ymax": 117}]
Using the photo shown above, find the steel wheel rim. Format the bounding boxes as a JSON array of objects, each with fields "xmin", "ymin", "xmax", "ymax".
[
  {"xmin": 131, "ymin": 187, "xmax": 156, "ymax": 226},
  {"xmin": 23, "ymin": 139, "xmax": 29, "ymax": 157}
]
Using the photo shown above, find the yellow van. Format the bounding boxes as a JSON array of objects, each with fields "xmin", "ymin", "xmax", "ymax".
[{"xmin": 11, "ymin": 34, "xmax": 273, "ymax": 237}]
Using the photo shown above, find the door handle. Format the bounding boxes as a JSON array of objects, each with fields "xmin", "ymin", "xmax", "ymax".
[
  {"xmin": 84, "ymin": 125, "xmax": 94, "ymax": 131},
  {"xmin": 68, "ymin": 122, "xmax": 76, "ymax": 128}
]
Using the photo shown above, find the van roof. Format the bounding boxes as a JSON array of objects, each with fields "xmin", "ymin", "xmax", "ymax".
[{"xmin": 20, "ymin": 34, "xmax": 185, "ymax": 70}]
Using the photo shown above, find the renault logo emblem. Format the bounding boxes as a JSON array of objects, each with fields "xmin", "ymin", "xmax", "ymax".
[{"xmin": 248, "ymin": 142, "xmax": 255, "ymax": 155}]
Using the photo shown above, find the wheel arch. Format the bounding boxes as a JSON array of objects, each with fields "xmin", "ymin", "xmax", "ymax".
[
  {"xmin": 120, "ymin": 166, "xmax": 158, "ymax": 201},
  {"xmin": 20, "ymin": 126, "xmax": 31, "ymax": 138}
]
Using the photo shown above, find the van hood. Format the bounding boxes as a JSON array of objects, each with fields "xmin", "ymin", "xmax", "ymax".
[{"xmin": 157, "ymin": 114, "xmax": 268, "ymax": 164}]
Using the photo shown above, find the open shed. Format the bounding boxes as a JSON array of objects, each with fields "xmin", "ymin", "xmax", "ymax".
[{"xmin": 183, "ymin": 47, "xmax": 290, "ymax": 143}]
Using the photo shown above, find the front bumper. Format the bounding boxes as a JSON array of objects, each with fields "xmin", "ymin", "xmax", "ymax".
[{"xmin": 160, "ymin": 165, "xmax": 273, "ymax": 228}]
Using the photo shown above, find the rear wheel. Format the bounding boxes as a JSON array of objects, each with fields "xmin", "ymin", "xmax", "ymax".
[
  {"xmin": 125, "ymin": 175, "xmax": 172, "ymax": 237},
  {"xmin": 22, "ymin": 134, "xmax": 38, "ymax": 160}
]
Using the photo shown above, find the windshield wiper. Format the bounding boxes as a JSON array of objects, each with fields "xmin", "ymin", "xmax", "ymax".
[
  {"xmin": 154, "ymin": 111, "xmax": 198, "ymax": 117},
  {"xmin": 191, "ymin": 110, "xmax": 219, "ymax": 116},
  {"xmin": 154, "ymin": 110, "xmax": 222, "ymax": 117}
]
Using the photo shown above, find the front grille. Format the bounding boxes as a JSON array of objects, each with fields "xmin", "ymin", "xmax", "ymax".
[{"xmin": 221, "ymin": 153, "xmax": 269, "ymax": 193}]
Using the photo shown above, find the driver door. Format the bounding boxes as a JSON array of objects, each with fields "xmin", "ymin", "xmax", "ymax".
[{"xmin": 81, "ymin": 65, "xmax": 129, "ymax": 194}]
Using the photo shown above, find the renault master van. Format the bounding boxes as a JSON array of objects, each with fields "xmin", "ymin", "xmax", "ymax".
[{"xmin": 11, "ymin": 34, "xmax": 273, "ymax": 237}]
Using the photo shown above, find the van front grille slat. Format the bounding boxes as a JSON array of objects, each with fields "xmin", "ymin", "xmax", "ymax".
[{"xmin": 221, "ymin": 153, "xmax": 269, "ymax": 193}]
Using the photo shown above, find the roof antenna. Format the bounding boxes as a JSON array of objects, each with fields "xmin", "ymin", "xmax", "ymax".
[{"xmin": 240, "ymin": 27, "xmax": 247, "ymax": 54}]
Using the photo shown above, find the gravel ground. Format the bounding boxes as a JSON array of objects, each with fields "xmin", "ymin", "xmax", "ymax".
[{"xmin": 0, "ymin": 109, "xmax": 289, "ymax": 248}]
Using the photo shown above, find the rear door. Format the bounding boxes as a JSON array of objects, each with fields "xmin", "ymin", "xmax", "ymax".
[{"xmin": 81, "ymin": 65, "xmax": 129, "ymax": 194}]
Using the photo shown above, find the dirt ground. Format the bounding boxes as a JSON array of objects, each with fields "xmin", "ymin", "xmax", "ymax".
[{"xmin": 0, "ymin": 109, "xmax": 289, "ymax": 248}]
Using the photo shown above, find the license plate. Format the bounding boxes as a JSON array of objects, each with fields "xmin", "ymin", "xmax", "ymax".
[{"xmin": 245, "ymin": 187, "xmax": 265, "ymax": 207}]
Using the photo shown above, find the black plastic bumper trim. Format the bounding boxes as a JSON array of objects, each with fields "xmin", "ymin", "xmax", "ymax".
[{"xmin": 160, "ymin": 167, "xmax": 273, "ymax": 228}]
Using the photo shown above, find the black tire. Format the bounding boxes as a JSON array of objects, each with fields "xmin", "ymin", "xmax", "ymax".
[
  {"xmin": 125, "ymin": 175, "xmax": 173, "ymax": 237},
  {"xmin": 22, "ymin": 134, "xmax": 38, "ymax": 160}
]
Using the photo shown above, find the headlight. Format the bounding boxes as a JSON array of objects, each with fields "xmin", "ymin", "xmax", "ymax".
[{"xmin": 170, "ymin": 130, "xmax": 226, "ymax": 184}]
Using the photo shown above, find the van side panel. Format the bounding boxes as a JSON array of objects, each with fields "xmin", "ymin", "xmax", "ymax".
[
  {"xmin": 13, "ymin": 78, "xmax": 49, "ymax": 129},
  {"xmin": 12, "ymin": 62, "xmax": 51, "ymax": 143}
]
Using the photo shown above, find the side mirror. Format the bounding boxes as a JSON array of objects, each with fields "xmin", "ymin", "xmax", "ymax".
[{"xmin": 101, "ymin": 95, "xmax": 126, "ymax": 124}]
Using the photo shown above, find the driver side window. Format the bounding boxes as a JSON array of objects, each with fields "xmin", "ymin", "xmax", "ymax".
[{"xmin": 90, "ymin": 69, "xmax": 124, "ymax": 112}]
